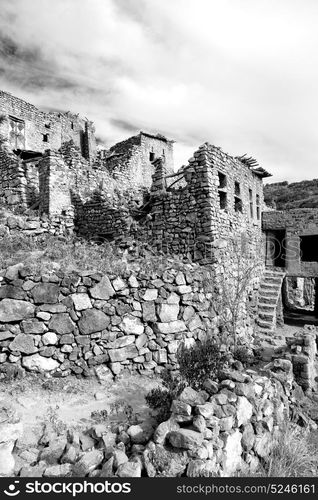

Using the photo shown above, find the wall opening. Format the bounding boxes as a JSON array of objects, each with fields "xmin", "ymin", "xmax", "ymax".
[
  {"xmin": 42, "ymin": 134, "xmax": 49, "ymax": 143},
  {"xmin": 265, "ymin": 230, "xmax": 286, "ymax": 267},
  {"xmin": 149, "ymin": 152, "xmax": 155, "ymax": 162},
  {"xmin": 300, "ymin": 235, "xmax": 318, "ymax": 262},
  {"xmin": 283, "ymin": 276, "xmax": 318, "ymax": 325},
  {"xmin": 218, "ymin": 191, "xmax": 227, "ymax": 210},
  {"xmin": 249, "ymin": 189, "xmax": 253, "ymax": 218},
  {"xmin": 256, "ymin": 194, "xmax": 260, "ymax": 220},
  {"xmin": 218, "ymin": 172, "xmax": 227, "ymax": 189}
]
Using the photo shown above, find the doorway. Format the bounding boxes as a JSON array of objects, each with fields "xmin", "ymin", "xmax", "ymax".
[{"xmin": 265, "ymin": 230, "xmax": 286, "ymax": 268}]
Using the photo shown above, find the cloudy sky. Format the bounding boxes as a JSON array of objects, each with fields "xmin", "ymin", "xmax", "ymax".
[{"xmin": 1, "ymin": 0, "xmax": 318, "ymax": 182}]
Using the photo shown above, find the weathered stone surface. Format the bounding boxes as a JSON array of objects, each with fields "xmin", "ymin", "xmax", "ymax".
[
  {"xmin": 0, "ymin": 330, "xmax": 14, "ymax": 341},
  {"xmin": 44, "ymin": 464, "xmax": 72, "ymax": 477},
  {"xmin": 127, "ymin": 422, "xmax": 154, "ymax": 444},
  {"xmin": 236, "ymin": 396, "xmax": 253, "ymax": 427},
  {"xmin": 254, "ymin": 432, "xmax": 274, "ymax": 458},
  {"xmin": 113, "ymin": 450, "xmax": 129, "ymax": 469},
  {"xmin": 221, "ymin": 429, "xmax": 242, "ymax": 476},
  {"xmin": 142, "ymin": 302, "xmax": 157, "ymax": 322},
  {"xmin": 73, "ymin": 449, "xmax": 104, "ymax": 475},
  {"xmin": 32, "ymin": 283, "xmax": 60, "ymax": 304},
  {"xmin": 5, "ymin": 263, "xmax": 24, "ymax": 280},
  {"xmin": 241, "ymin": 423, "xmax": 255, "ymax": 450},
  {"xmin": 0, "ymin": 299, "xmax": 35, "ymax": 322},
  {"xmin": 90, "ymin": 276, "xmax": 115, "ymax": 300},
  {"xmin": 116, "ymin": 461, "xmax": 141, "ymax": 477},
  {"xmin": 158, "ymin": 303, "xmax": 179, "ymax": 322},
  {"xmin": 9, "ymin": 334, "xmax": 37, "ymax": 354},
  {"xmin": 195, "ymin": 403, "xmax": 215, "ymax": 420},
  {"xmin": 153, "ymin": 320, "xmax": 187, "ymax": 335},
  {"xmin": 153, "ymin": 418, "xmax": 180, "ymax": 445},
  {"xmin": 143, "ymin": 289, "xmax": 158, "ymax": 301},
  {"xmin": 0, "ymin": 285, "xmax": 26, "ymax": 300},
  {"xmin": 187, "ymin": 458, "xmax": 217, "ymax": 477},
  {"xmin": 71, "ymin": 293, "xmax": 92, "ymax": 311},
  {"xmin": 112, "ymin": 277, "xmax": 127, "ymax": 291},
  {"xmin": 22, "ymin": 319, "xmax": 46, "ymax": 334},
  {"xmin": 109, "ymin": 335, "xmax": 135, "ymax": 349},
  {"xmin": 179, "ymin": 387, "xmax": 206, "ymax": 406},
  {"xmin": 78, "ymin": 309, "xmax": 110, "ymax": 334},
  {"xmin": 95, "ymin": 365, "xmax": 113, "ymax": 383},
  {"xmin": 22, "ymin": 353, "xmax": 59, "ymax": 372},
  {"xmin": 0, "ymin": 405, "xmax": 23, "ymax": 476},
  {"xmin": 168, "ymin": 429, "xmax": 204, "ymax": 450},
  {"xmin": 42, "ymin": 331, "xmax": 58, "ymax": 346},
  {"xmin": 49, "ymin": 313, "xmax": 74, "ymax": 334},
  {"xmin": 120, "ymin": 315, "xmax": 144, "ymax": 335},
  {"xmin": 108, "ymin": 345, "xmax": 139, "ymax": 362}
]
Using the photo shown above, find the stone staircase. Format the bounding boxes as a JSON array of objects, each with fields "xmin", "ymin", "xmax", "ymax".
[{"xmin": 257, "ymin": 268, "xmax": 286, "ymax": 335}]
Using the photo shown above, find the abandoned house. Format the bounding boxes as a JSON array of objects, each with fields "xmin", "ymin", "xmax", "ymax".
[{"xmin": 1, "ymin": 90, "xmax": 318, "ymax": 333}]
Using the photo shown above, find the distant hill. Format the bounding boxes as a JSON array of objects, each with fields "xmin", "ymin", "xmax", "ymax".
[{"xmin": 264, "ymin": 179, "xmax": 318, "ymax": 210}]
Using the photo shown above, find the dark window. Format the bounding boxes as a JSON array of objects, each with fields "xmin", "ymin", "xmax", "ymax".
[
  {"xmin": 249, "ymin": 189, "xmax": 253, "ymax": 218},
  {"xmin": 218, "ymin": 172, "xmax": 227, "ymax": 189},
  {"xmin": 42, "ymin": 134, "xmax": 49, "ymax": 143},
  {"xmin": 256, "ymin": 194, "xmax": 260, "ymax": 220},
  {"xmin": 234, "ymin": 181, "xmax": 241, "ymax": 196},
  {"xmin": 218, "ymin": 191, "xmax": 227, "ymax": 210},
  {"xmin": 149, "ymin": 152, "xmax": 155, "ymax": 161},
  {"xmin": 234, "ymin": 197, "xmax": 243, "ymax": 213},
  {"xmin": 71, "ymin": 122, "xmax": 74, "ymax": 130},
  {"xmin": 45, "ymin": 123, "xmax": 50, "ymax": 129},
  {"xmin": 300, "ymin": 235, "xmax": 318, "ymax": 262}
]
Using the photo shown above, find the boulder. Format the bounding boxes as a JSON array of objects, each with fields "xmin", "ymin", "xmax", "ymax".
[
  {"xmin": 127, "ymin": 423, "xmax": 154, "ymax": 444},
  {"xmin": 112, "ymin": 278, "xmax": 127, "ymax": 292},
  {"xmin": 0, "ymin": 299, "xmax": 35, "ymax": 322},
  {"xmin": 31, "ymin": 283, "xmax": 60, "ymax": 304},
  {"xmin": 179, "ymin": 387, "xmax": 206, "ymax": 406},
  {"xmin": 0, "ymin": 285, "xmax": 26, "ymax": 300},
  {"xmin": 73, "ymin": 449, "xmax": 104, "ymax": 475},
  {"xmin": 221, "ymin": 429, "xmax": 242, "ymax": 476},
  {"xmin": 120, "ymin": 315, "xmax": 144, "ymax": 335},
  {"xmin": 116, "ymin": 461, "xmax": 142, "ymax": 477},
  {"xmin": 108, "ymin": 345, "xmax": 139, "ymax": 363},
  {"xmin": 158, "ymin": 304, "xmax": 179, "ymax": 322},
  {"xmin": 9, "ymin": 334, "xmax": 37, "ymax": 355},
  {"xmin": 22, "ymin": 319, "xmax": 46, "ymax": 334},
  {"xmin": 90, "ymin": 276, "xmax": 115, "ymax": 300},
  {"xmin": 168, "ymin": 429, "xmax": 204, "ymax": 450},
  {"xmin": 48, "ymin": 313, "xmax": 74, "ymax": 334},
  {"xmin": 78, "ymin": 309, "xmax": 110, "ymax": 335},
  {"xmin": 154, "ymin": 321, "xmax": 187, "ymax": 335},
  {"xmin": 5, "ymin": 263, "xmax": 24, "ymax": 280},
  {"xmin": 71, "ymin": 294, "xmax": 92, "ymax": 311},
  {"xmin": 236, "ymin": 396, "xmax": 253, "ymax": 427},
  {"xmin": 113, "ymin": 450, "xmax": 129, "ymax": 469},
  {"xmin": 22, "ymin": 353, "xmax": 59, "ymax": 372},
  {"xmin": 94, "ymin": 365, "xmax": 113, "ymax": 383},
  {"xmin": 153, "ymin": 418, "xmax": 180, "ymax": 445},
  {"xmin": 42, "ymin": 331, "xmax": 58, "ymax": 346}
]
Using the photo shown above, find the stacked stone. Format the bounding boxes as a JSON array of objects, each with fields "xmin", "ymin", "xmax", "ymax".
[
  {"xmin": 0, "ymin": 212, "xmax": 74, "ymax": 237},
  {"xmin": 14, "ymin": 369, "xmax": 291, "ymax": 478},
  {"xmin": 0, "ymin": 148, "xmax": 26, "ymax": 207},
  {"xmin": 144, "ymin": 369, "xmax": 288, "ymax": 477},
  {"xmin": 0, "ymin": 263, "xmax": 223, "ymax": 377},
  {"xmin": 285, "ymin": 326, "xmax": 317, "ymax": 390}
]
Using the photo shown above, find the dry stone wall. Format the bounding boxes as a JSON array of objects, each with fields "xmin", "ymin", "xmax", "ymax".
[{"xmin": 0, "ymin": 262, "xmax": 256, "ymax": 378}]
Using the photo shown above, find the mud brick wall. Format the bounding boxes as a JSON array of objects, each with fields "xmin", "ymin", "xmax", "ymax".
[
  {"xmin": 0, "ymin": 262, "xmax": 257, "ymax": 377},
  {"xmin": 262, "ymin": 208, "xmax": 318, "ymax": 277}
]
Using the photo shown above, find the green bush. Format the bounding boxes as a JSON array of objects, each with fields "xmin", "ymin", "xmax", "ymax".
[
  {"xmin": 145, "ymin": 369, "xmax": 185, "ymax": 423},
  {"xmin": 177, "ymin": 338, "xmax": 225, "ymax": 391}
]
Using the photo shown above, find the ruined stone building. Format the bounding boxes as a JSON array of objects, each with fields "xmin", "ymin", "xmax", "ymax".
[{"xmin": 1, "ymin": 90, "xmax": 318, "ymax": 334}]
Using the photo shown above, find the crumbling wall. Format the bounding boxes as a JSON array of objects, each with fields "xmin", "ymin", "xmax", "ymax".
[
  {"xmin": 0, "ymin": 90, "xmax": 96, "ymax": 160},
  {"xmin": 0, "ymin": 147, "xmax": 25, "ymax": 208}
]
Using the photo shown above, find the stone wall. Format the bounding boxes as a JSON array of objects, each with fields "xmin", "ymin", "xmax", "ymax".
[
  {"xmin": 262, "ymin": 208, "xmax": 318, "ymax": 277},
  {"xmin": 0, "ymin": 90, "xmax": 96, "ymax": 160},
  {"xmin": 0, "ymin": 262, "xmax": 256, "ymax": 377},
  {"xmin": 0, "ymin": 148, "xmax": 25, "ymax": 208}
]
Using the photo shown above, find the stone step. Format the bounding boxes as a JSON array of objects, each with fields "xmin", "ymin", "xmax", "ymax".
[
  {"xmin": 259, "ymin": 290, "xmax": 278, "ymax": 299},
  {"xmin": 257, "ymin": 319, "xmax": 275, "ymax": 329},
  {"xmin": 258, "ymin": 302, "xmax": 276, "ymax": 311},
  {"xmin": 260, "ymin": 282, "xmax": 279, "ymax": 289},
  {"xmin": 259, "ymin": 311, "xmax": 275, "ymax": 322},
  {"xmin": 258, "ymin": 295, "xmax": 278, "ymax": 305}
]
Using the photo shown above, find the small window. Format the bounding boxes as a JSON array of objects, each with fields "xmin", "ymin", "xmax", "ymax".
[
  {"xmin": 219, "ymin": 191, "xmax": 227, "ymax": 210},
  {"xmin": 44, "ymin": 123, "xmax": 51, "ymax": 129},
  {"xmin": 300, "ymin": 235, "xmax": 318, "ymax": 262},
  {"xmin": 256, "ymin": 194, "xmax": 260, "ymax": 220},
  {"xmin": 234, "ymin": 181, "xmax": 241, "ymax": 196},
  {"xmin": 234, "ymin": 197, "xmax": 243, "ymax": 213},
  {"xmin": 218, "ymin": 172, "xmax": 227, "ymax": 189},
  {"xmin": 149, "ymin": 152, "xmax": 155, "ymax": 161},
  {"xmin": 249, "ymin": 189, "xmax": 253, "ymax": 218},
  {"xmin": 42, "ymin": 134, "xmax": 49, "ymax": 143},
  {"xmin": 71, "ymin": 122, "xmax": 74, "ymax": 130}
]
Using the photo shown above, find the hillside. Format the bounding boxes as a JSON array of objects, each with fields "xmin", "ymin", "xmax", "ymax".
[{"xmin": 264, "ymin": 179, "xmax": 318, "ymax": 210}]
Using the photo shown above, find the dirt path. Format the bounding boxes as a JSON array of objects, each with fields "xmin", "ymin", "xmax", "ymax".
[{"xmin": 0, "ymin": 373, "xmax": 160, "ymax": 448}]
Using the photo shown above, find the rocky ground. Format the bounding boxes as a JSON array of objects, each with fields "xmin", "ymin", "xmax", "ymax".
[{"xmin": 0, "ymin": 372, "xmax": 158, "ymax": 476}]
